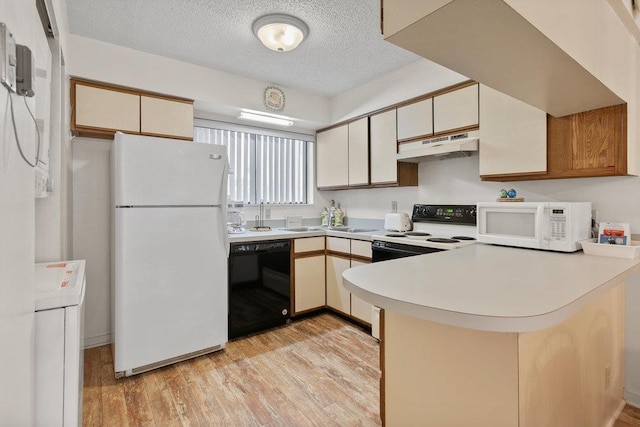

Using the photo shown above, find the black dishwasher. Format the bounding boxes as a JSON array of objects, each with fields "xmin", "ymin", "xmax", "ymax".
[{"xmin": 228, "ymin": 240, "xmax": 291, "ymax": 339}]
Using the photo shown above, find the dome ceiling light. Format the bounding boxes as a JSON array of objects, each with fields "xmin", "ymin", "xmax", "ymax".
[{"xmin": 252, "ymin": 14, "xmax": 309, "ymax": 52}]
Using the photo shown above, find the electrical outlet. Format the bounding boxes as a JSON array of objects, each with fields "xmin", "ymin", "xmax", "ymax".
[
  {"xmin": 605, "ymin": 365, "xmax": 611, "ymax": 389},
  {"xmin": 391, "ymin": 201, "xmax": 397, "ymax": 213},
  {"xmin": 265, "ymin": 207, "xmax": 271, "ymax": 219},
  {"xmin": 0, "ymin": 23, "xmax": 17, "ymax": 92}
]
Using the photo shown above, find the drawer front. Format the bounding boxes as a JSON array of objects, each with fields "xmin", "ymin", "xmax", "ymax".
[
  {"xmin": 351, "ymin": 239, "xmax": 372, "ymax": 259},
  {"xmin": 326, "ymin": 237, "xmax": 351, "ymax": 254},
  {"xmin": 294, "ymin": 237, "xmax": 325, "ymax": 254}
]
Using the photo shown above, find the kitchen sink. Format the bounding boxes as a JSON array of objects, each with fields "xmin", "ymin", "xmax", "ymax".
[
  {"xmin": 328, "ymin": 226, "xmax": 377, "ymax": 233},
  {"xmin": 279, "ymin": 227, "xmax": 377, "ymax": 233},
  {"xmin": 279, "ymin": 227, "xmax": 323, "ymax": 232}
]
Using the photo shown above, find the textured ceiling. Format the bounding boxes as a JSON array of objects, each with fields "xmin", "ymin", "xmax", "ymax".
[{"xmin": 65, "ymin": 0, "xmax": 422, "ymax": 97}]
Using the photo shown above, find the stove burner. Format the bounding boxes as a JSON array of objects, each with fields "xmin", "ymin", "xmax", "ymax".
[
  {"xmin": 427, "ymin": 238, "xmax": 460, "ymax": 243},
  {"xmin": 405, "ymin": 231, "xmax": 431, "ymax": 237},
  {"xmin": 386, "ymin": 233, "xmax": 406, "ymax": 237},
  {"xmin": 451, "ymin": 236, "xmax": 476, "ymax": 241}
]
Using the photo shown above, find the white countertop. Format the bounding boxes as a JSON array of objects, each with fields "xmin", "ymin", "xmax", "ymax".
[
  {"xmin": 35, "ymin": 260, "xmax": 87, "ymax": 311},
  {"xmin": 343, "ymin": 244, "xmax": 640, "ymax": 332},
  {"xmin": 228, "ymin": 228, "xmax": 380, "ymax": 243}
]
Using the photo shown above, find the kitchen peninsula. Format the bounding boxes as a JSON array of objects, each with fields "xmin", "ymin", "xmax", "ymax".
[{"xmin": 343, "ymin": 244, "xmax": 640, "ymax": 426}]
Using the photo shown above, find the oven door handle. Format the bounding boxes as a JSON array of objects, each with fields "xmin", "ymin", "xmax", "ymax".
[{"xmin": 372, "ymin": 246, "xmax": 424, "ymax": 257}]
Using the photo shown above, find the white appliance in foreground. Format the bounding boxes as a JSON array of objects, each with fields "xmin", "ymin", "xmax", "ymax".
[
  {"xmin": 35, "ymin": 260, "xmax": 86, "ymax": 427},
  {"xmin": 112, "ymin": 132, "xmax": 228, "ymax": 377}
]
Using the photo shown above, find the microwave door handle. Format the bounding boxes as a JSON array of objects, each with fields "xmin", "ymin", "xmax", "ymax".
[{"xmin": 537, "ymin": 204, "xmax": 548, "ymax": 248}]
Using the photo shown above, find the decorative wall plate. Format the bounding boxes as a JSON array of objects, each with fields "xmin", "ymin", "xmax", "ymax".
[{"xmin": 264, "ymin": 86, "xmax": 285, "ymax": 111}]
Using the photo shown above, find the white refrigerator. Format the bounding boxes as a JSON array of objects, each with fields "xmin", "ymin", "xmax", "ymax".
[{"xmin": 112, "ymin": 132, "xmax": 228, "ymax": 377}]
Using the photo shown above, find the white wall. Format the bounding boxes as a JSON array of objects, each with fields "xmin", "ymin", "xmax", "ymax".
[
  {"xmin": 329, "ymin": 59, "xmax": 467, "ymax": 123},
  {"xmin": 66, "ymin": 34, "xmax": 331, "ymax": 132},
  {"xmin": 0, "ymin": 0, "xmax": 65, "ymax": 422}
]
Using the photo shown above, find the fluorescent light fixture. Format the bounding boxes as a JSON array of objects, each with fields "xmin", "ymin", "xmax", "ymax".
[
  {"xmin": 238, "ymin": 110, "xmax": 294, "ymax": 127},
  {"xmin": 252, "ymin": 14, "xmax": 309, "ymax": 52}
]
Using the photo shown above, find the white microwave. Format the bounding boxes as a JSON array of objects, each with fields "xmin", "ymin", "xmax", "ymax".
[{"xmin": 477, "ymin": 202, "xmax": 592, "ymax": 252}]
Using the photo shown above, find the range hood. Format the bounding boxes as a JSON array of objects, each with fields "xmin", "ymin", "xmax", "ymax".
[{"xmin": 397, "ymin": 130, "xmax": 479, "ymax": 162}]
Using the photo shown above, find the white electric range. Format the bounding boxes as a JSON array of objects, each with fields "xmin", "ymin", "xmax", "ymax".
[{"xmin": 371, "ymin": 204, "xmax": 477, "ymax": 261}]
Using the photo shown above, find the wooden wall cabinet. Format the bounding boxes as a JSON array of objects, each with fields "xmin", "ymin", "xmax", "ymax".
[
  {"xmin": 482, "ymin": 104, "xmax": 627, "ymax": 181},
  {"xmin": 71, "ymin": 78, "xmax": 194, "ymax": 140},
  {"xmin": 292, "ymin": 237, "xmax": 326, "ymax": 315}
]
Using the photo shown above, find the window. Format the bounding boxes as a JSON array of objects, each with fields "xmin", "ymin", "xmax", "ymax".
[{"xmin": 194, "ymin": 120, "xmax": 314, "ymax": 205}]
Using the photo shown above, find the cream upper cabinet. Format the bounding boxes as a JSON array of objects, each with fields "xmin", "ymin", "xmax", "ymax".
[
  {"xmin": 397, "ymin": 98, "xmax": 433, "ymax": 141},
  {"xmin": 71, "ymin": 79, "xmax": 194, "ymax": 140},
  {"xmin": 433, "ymin": 84, "xmax": 479, "ymax": 134},
  {"xmin": 370, "ymin": 109, "xmax": 398, "ymax": 184},
  {"xmin": 316, "ymin": 124, "xmax": 349, "ymax": 188},
  {"xmin": 140, "ymin": 96, "xmax": 193, "ymax": 140},
  {"xmin": 74, "ymin": 84, "xmax": 140, "ymax": 133},
  {"xmin": 348, "ymin": 117, "xmax": 369, "ymax": 186},
  {"xmin": 479, "ymin": 84, "xmax": 547, "ymax": 177}
]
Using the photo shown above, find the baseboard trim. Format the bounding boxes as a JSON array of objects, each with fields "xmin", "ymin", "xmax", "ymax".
[
  {"xmin": 83, "ymin": 333, "xmax": 111, "ymax": 349},
  {"xmin": 606, "ymin": 399, "xmax": 627, "ymax": 427},
  {"xmin": 625, "ymin": 389, "xmax": 640, "ymax": 409}
]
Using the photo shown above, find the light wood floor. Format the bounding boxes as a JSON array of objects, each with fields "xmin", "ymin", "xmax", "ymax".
[
  {"xmin": 83, "ymin": 311, "xmax": 640, "ymax": 426},
  {"xmin": 616, "ymin": 404, "xmax": 640, "ymax": 426},
  {"xmin": 83, "ymin": 313, "xmax": 381, "ymax": 426}
]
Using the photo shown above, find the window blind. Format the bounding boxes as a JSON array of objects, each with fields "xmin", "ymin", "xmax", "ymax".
[{"xmin": 194, "ymin": 124, "xmax": 313, "ymax": 205}]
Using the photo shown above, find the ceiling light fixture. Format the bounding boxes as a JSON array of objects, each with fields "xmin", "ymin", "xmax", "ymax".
[
  {"xmin": 252, "ymin": 14, "xmax": 309, "ymax": 52},
  {"xmin": 238, "ymin": 110, "xmax": 294, "ymax": 127}
]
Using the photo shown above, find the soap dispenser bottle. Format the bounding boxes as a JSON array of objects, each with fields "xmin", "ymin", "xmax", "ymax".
[
  {"xmin": 320, "ymin": 207, "xmax": 329, "ymax": 227},
  {"xmin": 334, "ymin": 203, "xmax": 344, "ymax": 227}
]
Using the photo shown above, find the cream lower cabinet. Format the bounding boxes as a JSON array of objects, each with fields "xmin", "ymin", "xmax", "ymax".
[
  {"xmin": 350, "ymin": 260, "xmax": 372, "ymax": 323},
  {"xmin": 326, "ymin": 237, "xmax": 372, "ymax": 324},
  {"xmin": 293, "ymin": 237, "xmax": 326, "ymax": 315},
  {"xmin": 326, "ymin": 255, "xmax": 352, "ymax": 314}
]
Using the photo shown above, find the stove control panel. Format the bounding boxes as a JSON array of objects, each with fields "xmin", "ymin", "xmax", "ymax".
[{"xmin": 412, "ymin": 204, "xmax": 476, "ymax": 225}]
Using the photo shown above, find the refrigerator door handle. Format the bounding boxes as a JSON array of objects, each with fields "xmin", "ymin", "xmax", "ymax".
[{"xmin": 220, "ymin": 160, "xmax": 230, "ymax": 257}]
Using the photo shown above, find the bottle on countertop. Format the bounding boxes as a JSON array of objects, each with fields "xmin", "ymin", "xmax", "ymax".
[
  {"xmin": 328, "ymin": 199, "xmax": 337, "ymax": 227},
  {"xmin": 320, "ymin": 207, "xmax": 329, "ymax": 227},
  {"xmin": 334, "ymin": 203, "xmax": 344, "ymax": 227}
]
